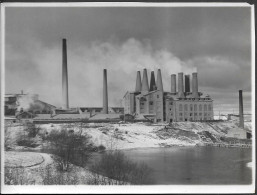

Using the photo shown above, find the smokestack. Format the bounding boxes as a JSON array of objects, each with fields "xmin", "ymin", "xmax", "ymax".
[
  {"xmin": 135, "ymin": 71, "xmax": 142, "ymax": 92},
  {"xmin": 239, "ymin": 90, "xmax": 244, "ymax": 128},
  {"xmin": 178, "ymin": 72, "xmax": 185, "ymax": 98},
  {"xmin": 141, "ymin": 68, "xmax": 149, "ymax": 93},
  {"xmin": 103, "ymin": 69, "xmax": 108, "ymax": 114},
  {"xmin": 185, "ymin": 75, "xmax": 190, "ymax": 93},
  {"xmin": 192, "ymin": 72, "xmax": 199, "ymax": 98},
  {"xmin": 156, "ymin": 69, "xmax": 163, "ymax": 91},
  {"xmin": 171, "ymin": 74, "xmax": 176, "ymax": 93},
  {"xmin": 62, "ymin": 38, "xmax": 69, "ymax": 109},
  {"xmin": 149, "ymin": 71, "xmax": 156, "ymax": 91}
]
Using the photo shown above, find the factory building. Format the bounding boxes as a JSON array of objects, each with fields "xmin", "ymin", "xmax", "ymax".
[
  {"xmin": 123, "ymin": 69, "xmax": 214, "ymax": 122},
  {"xmin": 5, "ymin": 92, "xmax": 56, "ymax": 116}
]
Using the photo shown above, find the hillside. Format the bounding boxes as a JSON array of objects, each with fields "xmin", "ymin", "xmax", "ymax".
[{"xmin": 35, "ymin": 121, "xmax": 252, "ymax": 150}]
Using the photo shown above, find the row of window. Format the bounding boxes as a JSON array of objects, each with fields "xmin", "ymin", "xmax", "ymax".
[
  {"xmin": 178, "ymin": 118, "xmax": 211, "ymax": 121},
  {"xmin": 179, "ymin": 104, "xmax": 212, "ymax": 111},
  {"xmin": 178, "ymin": 113, "xmax": 211, "ymax": 116}
]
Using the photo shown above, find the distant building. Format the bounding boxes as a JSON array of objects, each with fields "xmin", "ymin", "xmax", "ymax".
[
  {"xmin": 227, "ymin": 127, "xmax": 247, "ymax": 139},
  {"xmin": 80, "ymin": 107, "xmax": 124, "ymax": 116},
  {"xmin": 123, "ymin": 69, "xmax": 214, "ymax": 122},
  {"xmin": 5, "ymin": 92, "xmax": 56, "ymax": 116}
]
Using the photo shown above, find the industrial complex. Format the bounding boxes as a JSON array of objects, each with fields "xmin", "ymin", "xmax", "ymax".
[
  {"xmin": 4, "ymin": 38, "xmax": 249, "ymax": 133},
  {"xmin": 123, "ymin": 69, "xmax": 214, "ymax": 122}
]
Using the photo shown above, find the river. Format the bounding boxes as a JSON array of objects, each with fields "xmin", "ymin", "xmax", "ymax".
[{"xmin": 119, "ymin": 147, "xmax": 252, "ymax": 184}]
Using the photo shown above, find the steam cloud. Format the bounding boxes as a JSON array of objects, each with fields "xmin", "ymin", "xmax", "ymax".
[
  {"xmin": 17, "ymin": 94, "xmax": 39, "ymax": 111},
  {"xmin": 18, "ymin": 38, "xmax": 195, "ymax": 108}
]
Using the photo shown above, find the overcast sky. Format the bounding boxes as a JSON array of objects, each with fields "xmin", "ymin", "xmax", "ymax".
[{"xmin": 5, "ymin": 5, "xmax": 253, "ymax": 114}]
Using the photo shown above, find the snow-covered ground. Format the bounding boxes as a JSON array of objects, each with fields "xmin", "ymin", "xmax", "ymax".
[
  {"xmin": 36, "ymin": 120, "xmax": 252, "ymax": 150},
  {"xmin": 4, "ymin": 151, "xmax": 117, "ymax": 185}
]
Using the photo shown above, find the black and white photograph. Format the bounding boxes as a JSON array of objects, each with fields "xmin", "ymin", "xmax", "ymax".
[{"xmin": 1, "ymin": 2, "xmax": 255, "ymax": 194}]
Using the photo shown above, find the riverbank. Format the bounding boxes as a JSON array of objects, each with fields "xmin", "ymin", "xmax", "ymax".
[{"xmin": 5, "ymin": 121, "xmax": 252, "ymax": 151}]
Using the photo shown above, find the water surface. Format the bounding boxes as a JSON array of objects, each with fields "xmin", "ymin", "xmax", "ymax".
[{"xmin": 106, "ymin": 147, "xmax": 252, "ymax": 185}]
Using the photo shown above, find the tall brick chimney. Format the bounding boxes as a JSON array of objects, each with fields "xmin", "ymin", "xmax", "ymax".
[
  {"xmin": 149, "ymin": 71, "xmax": 156, "ymax": 91},
  {"xmin": 185, "ymin": 74, "xmax": 190, "ymax": 93},
  {"xmin": 135, "ymin": 71, "xmax": 142, "ymax": 92},
  {"xmin": 171, "ymin": 74, "xmax": 176, "ymax": 93},
  {"xmin": 103, "ymin": 69, "xmax": 108, "ymax": 114},
  {"xmin": 141, "ymin": 68, "xmax": 149, "ymax": 94},
  {"xmin": 239, "ymin": 90, "xmax": 244, "ymax": 128},
  {"xmin": 178, "ymin": 72, "xmax": 185, "ymax": 98},
  {"xmin": 156, "ymin": 69, "xmax": 163, "ymax": 91},
  {"xmin": 192, "ymin": 72, "xmax": 199, "ymax": 99},
  {"xmin": 62, "ymin": 38, "xmax": 69, "ymax": 109}
]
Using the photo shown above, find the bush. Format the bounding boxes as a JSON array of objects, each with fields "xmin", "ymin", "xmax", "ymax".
[
  {"xmin": 90, "ymin": 151, "xmax": 153, "ymax": 185},
  {"xmin": 17, "ymin": 138, "xmax": 39, "ymax": 148},
  {"xmin": 24, "ymin": 123, "xmax": 41, "ymax": 138},
  {"xmin": 5, "ymin": 167, "xmax": 35, "ymax": 185},
  {"xmin": 42, "ymin": 164, "xmax": 79, "ymax": 185},
  {"xmin": 98, "ymin": 145, "xmax": 106, "ymax": 152},
  {"xmin": 45, "ymin": 129, "xmax": 93, "ymax": 171},
  {"xmin": 5, "ymin": 127, "xmax": 12, "ymax": 151}
]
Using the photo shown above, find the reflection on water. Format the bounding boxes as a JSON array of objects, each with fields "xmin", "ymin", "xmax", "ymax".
[{"xmin": 119, "ymin": 147, "xmax": 252, "ymax": 184}]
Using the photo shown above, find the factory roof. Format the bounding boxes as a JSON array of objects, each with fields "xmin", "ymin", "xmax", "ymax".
[
  {"xmin": 123, "ymin": 91, "xmax": 141, "ymax": 98},
  {"xmin": 89, "ymin": 113, "xmax": 121, "ymax": 120},
  {"xmin": 36, "ymin": 100, "xmax": 56, "ymax": 108},
  {"xmin": 34, "ymin": 113, "xmax": 90, "ymax": 120}
]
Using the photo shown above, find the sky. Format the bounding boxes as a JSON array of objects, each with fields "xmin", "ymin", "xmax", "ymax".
[{"xmin": 4, "ymin": 5, "xmax": 253, "ymax": 115}]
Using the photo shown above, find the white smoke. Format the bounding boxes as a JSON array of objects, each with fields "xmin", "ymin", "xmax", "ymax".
[
  {"xmin": 17, "ymin": 94, "xmax": 39, "ymax": 112},
  {"xmin": 9, "ymin": 38, "xmax": 197, "ymax": 108}
]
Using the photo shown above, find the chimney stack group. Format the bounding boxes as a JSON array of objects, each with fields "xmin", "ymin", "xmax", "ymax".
[
  {"xmin": 170, "ymin": 72, "xmax": 199, "ymax": 98},
  {"xmin": 135, "ymin": 68, "xmax": 164, "ymax": 94}
]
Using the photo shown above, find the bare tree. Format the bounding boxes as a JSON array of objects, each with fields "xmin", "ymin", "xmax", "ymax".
[
  {"xmin": 45, "ymin": 127, "xmax": 93, "ymax": 171},
  {"xmin": 90, "ymin": 151, "xmax": 154, "ymax": 185}
]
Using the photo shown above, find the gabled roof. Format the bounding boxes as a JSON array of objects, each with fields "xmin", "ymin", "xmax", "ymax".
[{"xmin": 35, "ymin": 100, "xmax": 56, "ymax": 108}]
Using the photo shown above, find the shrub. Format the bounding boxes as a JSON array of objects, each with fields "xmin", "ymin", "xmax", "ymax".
[
  {"xmin": 5, "ymin": 167, "xmax": 35, "ymax": 185},
  {"xmin": 90, "ymin": 151, "xmax": 153, "ymax": 185},
  {"xmin": 98, "ymin": 145, "xmax": 106, "ymax": 152},
  {"xmin": 24, "ymin": 123, "xmax": 41, "ymax": 138},
  {"xmin": 45, "ymin": 129, "xmax": 93, "ymax": 171},
  {"xmin": 42, "ymin": 164, "xmax": 79, "ymax": 185},
  {"xmin": 17, "ymin": 138, "xmax": 39, "ymax": 148},
  {"xmin": 5, "ymin": 127, "xmax": 12, "ymax": 151}
]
